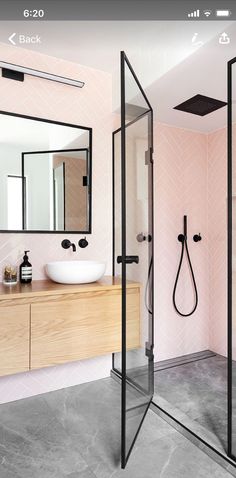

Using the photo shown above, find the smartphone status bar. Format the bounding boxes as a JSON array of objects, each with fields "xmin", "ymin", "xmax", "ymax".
[{"xmin": 0, "ymin": 0, "xmax": 235, "ymax": 21}]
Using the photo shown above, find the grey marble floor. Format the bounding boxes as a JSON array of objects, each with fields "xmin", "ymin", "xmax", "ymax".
[
  {"xmin": 0, "ymin": 375, "xmax": 233, "ymax": 477},
  {"xmin": 153, "ymin": 354, "xmax": 229, "ymax": 455}
]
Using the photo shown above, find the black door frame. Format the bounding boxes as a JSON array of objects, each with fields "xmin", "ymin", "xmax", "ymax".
[
  {"xmin": 112, "ymin": 51, "xmax": 154, "ymax": 469},
  {"xmin": 228, "ymin": 56, "xmax": 236, "ymax": 461}
]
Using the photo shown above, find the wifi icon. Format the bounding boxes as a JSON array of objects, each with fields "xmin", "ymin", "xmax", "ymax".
[{"xmin": 204, "ymin": 10, "xmax": 212, "ymax": 17}]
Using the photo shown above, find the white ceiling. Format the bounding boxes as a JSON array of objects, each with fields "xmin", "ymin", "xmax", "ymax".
[
  {"xmin": 0, "ymin": 20, "xmax": 235, "ymax": 132},
  {"xmin": 145, "ymin": 22, "xmax": 236, "ymax": 132},
  {"xmin": 0, "ymin": 114, "xmax": 87, "ymax": 149}
]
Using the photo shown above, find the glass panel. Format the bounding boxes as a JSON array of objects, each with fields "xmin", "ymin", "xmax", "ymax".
[
  {"xmin": 113, "ymin": 52, "xmax": 154, "ymax": 468},
  {"xmin": 123, "ymin": 64, "xmax": 150, "ymax": 124},
  {"xmin": 7, "ymin": 176, "xmax": 23, "ymax": 229},
  {"xmin": 54, "ymin": 163, "xmax": 65, "ymax": 230},
  {"xmin": 23, "ymin": 149, "xmax": 88, "ymax": 231},
  {"xmin": 230, "ymin": 57, "xmax": 236, "ymax": 459}
]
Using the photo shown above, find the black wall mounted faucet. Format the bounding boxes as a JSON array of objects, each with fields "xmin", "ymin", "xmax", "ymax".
[
  {"xmin": 61, "ymin": 239, "xmax": 76, "ymax": 252},
  {"xmin": 78, "ymin": 237, "xmax": 88, "ymax": 248}
]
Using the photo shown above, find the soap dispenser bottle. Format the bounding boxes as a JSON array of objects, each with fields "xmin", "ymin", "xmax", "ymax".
[{"xmin": 20, "ymin": 251, "xmax": 32, "ymax": 284}]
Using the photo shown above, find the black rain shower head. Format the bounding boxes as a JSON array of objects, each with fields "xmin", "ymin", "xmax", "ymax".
[{"xmin": 173, "ymin": 94, "xmax": 227, "ymax": 117}]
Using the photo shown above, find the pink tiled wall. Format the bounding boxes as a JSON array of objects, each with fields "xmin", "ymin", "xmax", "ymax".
[
  {"xmin": 154, "ymin": 123, "xmax": 228, "ymax": 361},
  {"xmin": 154, "ymin": 123, "xmax": 210, "ymax": 361},
  {"xmin": 0, "ymin": 43, "xmax": 113, "ymax": 403}
]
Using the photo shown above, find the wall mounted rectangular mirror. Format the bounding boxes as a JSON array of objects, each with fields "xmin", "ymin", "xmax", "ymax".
[{"xmin": 0, "ymin": 111, "xmax": 92, "ymax": 233}]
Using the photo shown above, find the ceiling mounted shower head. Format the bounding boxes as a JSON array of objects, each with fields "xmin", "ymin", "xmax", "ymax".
[{"xmin": 173, "ymin": 94, "xmax": 227, "ymax": 116}]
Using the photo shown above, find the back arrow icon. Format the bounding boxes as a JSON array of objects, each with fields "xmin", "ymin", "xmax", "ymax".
[{"xmin": 9, "ymin": 33, "xmax": 16, "ymax": 45}]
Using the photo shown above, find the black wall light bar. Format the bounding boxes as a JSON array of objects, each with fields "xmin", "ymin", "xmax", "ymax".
[{"xmin": 0, "ymin": 61, "xmax": 85, "ymax": 88}]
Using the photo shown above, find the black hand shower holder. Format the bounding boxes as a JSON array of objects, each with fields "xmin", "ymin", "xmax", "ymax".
[{"xmin": 173, "ymin": 215, "xmax": 198, "ymax": 317}]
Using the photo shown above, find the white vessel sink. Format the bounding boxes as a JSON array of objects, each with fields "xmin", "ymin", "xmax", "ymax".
[{"xmin": 46, "ymin": 260, "xmax": 106, "ymax": 284}]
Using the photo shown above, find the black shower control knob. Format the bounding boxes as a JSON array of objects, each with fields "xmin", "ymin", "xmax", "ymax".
[
  {"xmin": 78, "ymin": 237, "xmax": 88, "ymax": 248},
  {"xmin": 193, "ymin": 234, "xmax": 202, "ymax": 242}
]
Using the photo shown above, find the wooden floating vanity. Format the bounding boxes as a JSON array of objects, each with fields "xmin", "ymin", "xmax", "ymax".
[{"xmin": 0, "ymin": 276, "xmax": 140, "ymax": 377}]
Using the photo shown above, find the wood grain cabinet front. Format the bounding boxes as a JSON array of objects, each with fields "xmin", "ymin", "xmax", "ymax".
[
  {"xmin": 30, "ymin": 287, "xmax": 140, "ymax": 370},
  {"xmin": 0, "ymin": 278, "xmax": 140, "ymax": 376},
  {"xmin": 0, "ymin": 304, "xmax": 30, "ymax": 376}
]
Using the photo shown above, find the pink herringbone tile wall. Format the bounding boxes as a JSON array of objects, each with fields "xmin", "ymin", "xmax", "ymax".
[
  {"xmin": 154, "ymin": 123, "xmax": 210, "ymax": 360},
  {"xmin": 154, "ymin": 122, "xmax": 229, "ymax": 361},
  {"xmin": 208, "ymin": 127, "xmax": 227, "ymax": 357},
  {"xmin": 0, "ymin": 43, "xmax": 113, "ymax": 402}
]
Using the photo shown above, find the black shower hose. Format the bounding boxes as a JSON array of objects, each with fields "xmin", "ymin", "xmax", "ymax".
[{"xmin": 172, "ymin": 236, "xmax": 198, "ymax": 317}]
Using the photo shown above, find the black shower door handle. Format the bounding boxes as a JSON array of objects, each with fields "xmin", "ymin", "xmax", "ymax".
[{"xmin": 117, "ymin": 255, "xmax": 139, "ymax": 264}]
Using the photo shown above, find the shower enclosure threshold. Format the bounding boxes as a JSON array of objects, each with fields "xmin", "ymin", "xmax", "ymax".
[{"xmin": 154, "ymin": 349, "xmax": 216, "ymax": 372}]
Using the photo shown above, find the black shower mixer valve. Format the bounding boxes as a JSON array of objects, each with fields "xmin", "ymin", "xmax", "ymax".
[{"xmin": 193, "ymin": 233, "xmax": 202, "ymax": 242}]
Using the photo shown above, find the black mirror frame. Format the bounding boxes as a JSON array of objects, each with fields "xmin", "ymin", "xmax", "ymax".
[{"xmin": 0, "ymin": 110, "xmax": 92, "ymax": 234}]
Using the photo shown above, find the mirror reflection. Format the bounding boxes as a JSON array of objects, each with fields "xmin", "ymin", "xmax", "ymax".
[{"xmin": 0, "ymin": 112, "xmax": 92, "ymax": 232}]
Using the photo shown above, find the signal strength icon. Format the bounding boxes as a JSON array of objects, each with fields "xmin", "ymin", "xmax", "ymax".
[
  {"xmin": 204, "ymin": 10, "xmax": 212, "ymax": 17},
  {"xmin": 188, "ymin": 9, "xmax": 200, "ymax": 18}
]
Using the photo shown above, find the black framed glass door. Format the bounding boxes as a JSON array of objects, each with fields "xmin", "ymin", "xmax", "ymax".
[
  {"xmin": 113, "ymin": 51, "xmax": 154, "ymax": 469},
  {"xmin": 228, "ymin": 56, "xmax": 236, "ymax": 461}
]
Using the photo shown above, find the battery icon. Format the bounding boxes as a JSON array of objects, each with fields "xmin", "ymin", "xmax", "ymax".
[{"xmin": 216, "ymin": 10, "xmax": 231, "ymax": 17}]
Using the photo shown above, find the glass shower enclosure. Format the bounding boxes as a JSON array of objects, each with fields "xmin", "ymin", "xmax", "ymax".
[
  {"xmin": 112, "ymin": 52, "xmax": 154, "ymax": 468},
  {"xmin": 110, "ymin": 52, "xmax": 236, "ymax": 469}
]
